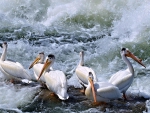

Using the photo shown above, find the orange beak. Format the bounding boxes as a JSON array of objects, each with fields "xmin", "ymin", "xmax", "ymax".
[
  {"xmin": 89, "ymin": 77, "xmax": 97, "ymax": 103},
  {"xmin": 37, "ymin": 59, "xmax": 51, "ymax": 80},
  {"xmin": 126, "ymin": 51, "xmax": 146, "ymax": 68},
  {"xmin": 29, "ymin": 57, "xmax": 40, "ymax": 69}
]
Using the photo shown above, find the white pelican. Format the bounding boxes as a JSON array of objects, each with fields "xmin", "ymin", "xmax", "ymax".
[
  {"xmin": 85, "ymin": 72, "xmax": 121, "ymax": 103},
  {"xmin": 75, "ymin": 51, "xmax": 98, "ymax": 92},
  {"xmin": 29, "ymin": 52, "xmax": 46, "ymax": 83},
  {"xmin": 109, "ymin": 48, "xmax": 146, "ymax": 100},
  {"xmin": 0, "ymin": 42, "xmax": 31, "ymax": 82},
  {"xmin": 37, "ymin": 54, "xmax": 69, "ymax": 100}
]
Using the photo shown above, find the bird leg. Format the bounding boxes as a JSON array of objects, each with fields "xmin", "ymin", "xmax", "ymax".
[
  {"xmin": 92, "ymin": 101, "xmax": 107, "ymax": 106},
  {"xmin": 50, "ymin": 92, "xmax": 56, "ymax": 96},
  {"xmin": 80, "ymin": 83, "xmax": 86, "ymax": 94},
  {"xmin": 80, "ymin": 86, "xmax": 86, "ymax": 94},
  {"xmin": 39, "ymin": 81, "xmax": 48, "ymax": 89},
  {"xmin": 10, "ymin": 79, "xmax": 15, "ymax": 84},
  {"xmin": 123, "ymin": 93, "xmax": 127, "ymax": 100}
]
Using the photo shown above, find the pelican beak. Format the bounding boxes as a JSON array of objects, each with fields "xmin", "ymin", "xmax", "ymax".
[
  {"xmin": 37, "ymin": 59, "xmax": 51, "ymax": 80},
  {"xmin": 89, "ymin": 77, "xmax": 97, "ymax": 103},
  {"xmin": 29, "ymin": 57, "xmax": 40, "ymax": 69},
  {"xmin": 126, "ymin": 51, "xmax": 146, "ymax": 68}
]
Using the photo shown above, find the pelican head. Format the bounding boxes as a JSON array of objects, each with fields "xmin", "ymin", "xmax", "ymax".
[
  {"xmin": 0, "ymin": 42, "xmax": 7, "ymax": 48},
  {"xmin": 88, "ymin": 72, "xmax": 97, "ymax": 102},
  {"xmin": 0, "ymin": 42, "xmax": 8, "ymax": 61},
  {"xmin": 88, "ymin": 72, "xmax": 94, "ymax": 87},
  {"xmin": 121, "ymin": 48, "xmax": 146, "ymax": 68},
  {"xmin": 89, "ymin": 72, "xmax": 94, "ymax": 81},
  {"xmin": 37, "ymin": 54, "xmax": 55, "ymax": 80},
  {"xmin": 79, "ymin": 51, "xmax": 84, "ymax": 66},
  {"xmin": 29, "ymin": 52, "xmax": 45, "ymax": 69},
  {"xmin": 80, "ymin": 51, "xmax": 84, "ymax": 57}
]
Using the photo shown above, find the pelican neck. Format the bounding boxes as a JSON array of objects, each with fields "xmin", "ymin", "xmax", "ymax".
[
  {"xmin": 79, "ymin": 53, "xmax": 84, "ymax": 66},
  {"xmin": 1, "ymin": 46, "xmax": 7, "ymax": 61},
  {"xmin": 122, "ymin": 54, "xmax": 134, "ymax": 75}
]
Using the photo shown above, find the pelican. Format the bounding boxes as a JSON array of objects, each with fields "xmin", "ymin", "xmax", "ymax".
[
  {"xmin": 85, "ymin": 72, "xmax": 121, "ymax": 103},
  {"xmin": 75, "ymin": 51, "xmax": 98, "ymax": 92},
  {"xmin": 109, "ymin": 48, "xmax": 146, "ymax": 100},
  {"xmin": 0, "ymin": 42, "xmax": 31, "ymax": 82},
  {"xmin": 37, "ymin": 54, "xmax": 69, "ymax": 100},
  {"xmin": 29, "ymin": 52, "xmax": 46, "ymax": 83}
]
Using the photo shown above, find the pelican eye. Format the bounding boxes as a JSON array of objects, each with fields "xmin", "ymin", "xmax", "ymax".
[{"xmin": 49, "ymin": 57, "xmax": 53, "ymax": 60}]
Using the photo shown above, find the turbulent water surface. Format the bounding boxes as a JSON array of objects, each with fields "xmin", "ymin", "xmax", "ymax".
[{"xmin": 0, "ymin": 0, "xmax": 150, "ymax": 112}]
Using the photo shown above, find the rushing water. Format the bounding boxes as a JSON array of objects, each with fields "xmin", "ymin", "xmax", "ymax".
[{"xmin": 0, "ymin": 0, "xmax": 150, "ymax": 112}]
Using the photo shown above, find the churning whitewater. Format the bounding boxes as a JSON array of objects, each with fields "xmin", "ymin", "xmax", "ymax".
[{"xmin": 0, "ymin": 0, "xmax": 150, "ymax": 112}]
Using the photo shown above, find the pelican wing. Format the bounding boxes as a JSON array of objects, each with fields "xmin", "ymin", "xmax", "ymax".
[
  {"xmin": 109, "ymin": 69, "xmax": 133, "ymax": 92},
  {"xmin": 45, "ymin": 70, "xmax": 67, "ymax": 90},
  {"xmin": 0, "ymin": 61, "xmax": 30, "ymax": 80},
  {"xmin": 96, "ymin": 82, "xmax": 121, "ymax": 99},
  {"xmin": 44, "ymin": 70, "xmax": 69, "ymax": 100},
  {"xmin": 76, "ymin": 65, "xmax": 97, "ymax": 86}
]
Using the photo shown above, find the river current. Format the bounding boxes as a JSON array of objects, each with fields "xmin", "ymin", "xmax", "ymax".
[{"xmin": 0, "ymin": 0, "xmax": 150, "ymax": 112}]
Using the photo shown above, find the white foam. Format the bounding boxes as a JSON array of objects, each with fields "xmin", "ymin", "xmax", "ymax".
[
  {"xmin": 111, "ymin": 0, "xmax": 150, "ymax": 43},
  {"xmin": 0, "ymin": 0, "xmax": 150, "ymax": 112},
  {"xmin": 0, "ymin": 78, "xmax": 39, "ymax": 110},
  {"xmin": 145, "ymin": 100, "xmax": 150, "ymax": 113},
  {"xmin": 68, "ymin": 74, "xmax": 81, "ymax": 88}
]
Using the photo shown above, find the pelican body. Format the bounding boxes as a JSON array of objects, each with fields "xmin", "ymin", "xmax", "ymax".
[
  {"xmin": 75, "ymin": 51, "xmax": 98, "ymax": 89},
  {"xmin": 29, "ymin": 52, "xmax": 46, "ymax": 82},
  {"xmin": 109, "ymin": 48, "xmax": 146, "ymax": 99},
  {"xmin": 85, "ymin": 72, "xmax": 121, "ymax": 103},
  {"xmin": 0, "ymin": 42, "xmax": 31, "ymax": 82},
  {"xmin": 38, "ymin": 54, "xmax": 69, "ymax": 100}
]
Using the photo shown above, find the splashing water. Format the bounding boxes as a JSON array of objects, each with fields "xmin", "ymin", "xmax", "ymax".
[{"xmin": 0, "ymin": 0, "xmax": 150, "ymax": 112}]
